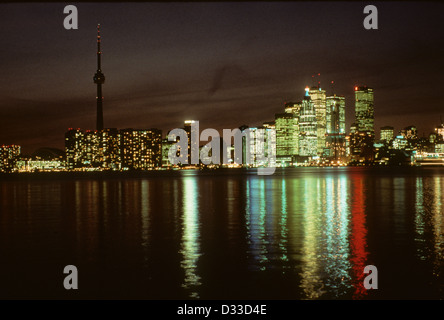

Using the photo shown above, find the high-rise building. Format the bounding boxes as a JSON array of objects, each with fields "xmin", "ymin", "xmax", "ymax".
[
  {"xmin": 308, "ymin": 86, "xmax": 327, "ymax": 155},
  {"xmin": 0, "ymin": 145, "xmax": 20, "ymax": 173},
  {"xmin": 83, "ymin": 130, "xmax": 101, "ymax": 167},
  {"xmin": 380, "ymin": 126, "xmax": 394, "ymax": 143},
  {"xmin": 354, "ymin": 86, "xmax": 374, "ymax": 134},
  {"xmin": 65, "ymin": 127, "xmax": 161, "ymax": 171},
  {"xmin": 326, "ymin": 95, "xmax": 345, "ymax": 135},
  {"xmin": 161, "ymin": 137, "xmax": 177, "ymax": 167},
  {"xmin": 65, "ymin": 128, "xmax": 84, "ymax": 170},
  {"xmin": 184, "ymin": 120, "xmax": 198, "ymax": 165},
  {"xmin": 120, "ymin": 128, "xmax": 162, "ymax": 169},
  {"xmin": 298, "ymin": 95, "xmax": 317, "ymax": 157},
  {"xmin": 93, "ymin": 24, "xmax": 105, "ymax": 131},
  {"xmin": 100, "ymin": 128, "xmax": 121, "ymax": 170},
  {"xmin": 350, "ymin": 86, "xmax": 375, "ymax": 162},
  {"xmin": 275, "ymin": 111, "xmax": 299, "ymax": 159},
  {"xmin": 325, "ymin": 94, "xmax": 346, "ymax": 160},
  {"xmin": 245, "ymin": 126, "xmax": 276, "ymax": 167}
]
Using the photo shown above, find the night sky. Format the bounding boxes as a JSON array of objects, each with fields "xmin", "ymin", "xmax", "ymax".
[{"xmin": 0, "ymin": 2, "xmax": 443, "ymax": 154}]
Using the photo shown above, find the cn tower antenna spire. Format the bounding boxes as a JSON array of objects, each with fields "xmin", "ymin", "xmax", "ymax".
[
  {"xmin": 94, "ymin": 23, "xmax": 105, "ymax": 131},
  {"xmin": 97, "ymin": 24, "xmax": 101, "ymax": 70}
]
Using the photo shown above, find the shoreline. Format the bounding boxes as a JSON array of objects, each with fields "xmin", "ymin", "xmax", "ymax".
[{"xmin": 1, "ymin": 165, "xmax": 443, "ymax": 181}]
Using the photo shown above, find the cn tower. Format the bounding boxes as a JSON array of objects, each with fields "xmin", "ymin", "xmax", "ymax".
[{"xmin": 93, "ymin": 24, "xmax": 105, "ymax": 131}]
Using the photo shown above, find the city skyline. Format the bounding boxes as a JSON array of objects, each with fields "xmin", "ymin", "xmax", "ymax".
[{"xmin": 0, "ymin": 2, "xmax": 443, "ymax": 154}]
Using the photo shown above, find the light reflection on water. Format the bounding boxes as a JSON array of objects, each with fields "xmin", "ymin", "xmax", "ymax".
[
  {"xmin": 180, "ymin": 176, "xmax": 202, "ymax": 298},
  {"xmin": 0, "ymin": 168, "xmax": 443, "ymax": 299}
]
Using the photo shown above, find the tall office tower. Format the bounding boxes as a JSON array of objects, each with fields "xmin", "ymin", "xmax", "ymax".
[
  {"xmin": 161, "ymin": 137, "xmax": 178, "ymax": 167},
  {"xmin": 326, "ymin": 95, "xmax": 345, "ymax": 135},
  {"xmin": 380, "ymin": 126, "xmax": 394, "ymax": 143},
  {"xmin": 298, "ymin": 94, "xmax": 318, "ymax": 157},
  {"xmin": 275, "ymin": 112, "xmax": 299, "ymax": 161},
  {"xmin": 245, "ymin": 126, "xmax": 275, "ymax": 167},
  {"xmin": 120, "ymin": 128, "xmax": 162, "ymax": 169},
  {"xmin": 308, "ymin": 86, "xmax": 327, "ymax": 155},
  {"xmin": 65, "ymin": 128, "xmax": 84, "ymax": 170},
  {"xmin": 351, "ymin": 86, "xmax": 375, "ymax": 162},
  {"xmin": 184, "ymin": 120, "xmax": 198, "ymax": 165},
  {"xmin": 325, "ymin": 94, "xmax": 346, "ymax": 160},
  {"xmin": 354, "ymin": 86, "xmax": 374, "ymax": 135},
  {"xmin": 83, "ymin": 130, "xmax": 101, "ymax": 167},
  {"xmin": 93, "ymin": 24, "xmax": 105, "ymax": 131},
  {"xmin": 100, "ymin": 128, "xmax": 121, "ymax": 170},
  {"xmin": 349, "ymin": 122, "xmax": 362, "ymax": 159}
]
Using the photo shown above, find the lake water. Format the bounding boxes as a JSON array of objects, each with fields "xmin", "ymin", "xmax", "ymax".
[{"xmin": 0, "ymin": 167, "xmax": 442, "ymax": 299}]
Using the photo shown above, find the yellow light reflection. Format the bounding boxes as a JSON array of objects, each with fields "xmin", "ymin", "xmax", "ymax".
[
  {"xmin": 432, "ymin": 176, "xmax": 443, "ymax": 276},
  {"xmin": 324, "ymin": 175, "xmax": 351, "ymax": 297},
  {"xmin": 141, "ymin": 180, "xmax": 150, "ymax": 265},
  {"xmin": 300, "ymin": 177, "xmax": 325, "ymax": 299},
  {"xmin": 414, "ymin": 177, "xmax": 426, "ymax": 260},
  {"xmin": 180, "ymin": 177, "xmax": 201, "ymax": 298},
  {"xmin": 279, "ymin": 179, "xmax": 289, "ymax": 268}
]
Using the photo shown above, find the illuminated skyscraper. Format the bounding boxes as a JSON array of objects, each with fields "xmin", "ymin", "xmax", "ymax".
[
  {"xmin": 275, "ymin": 110, "xmax": 299, "ymax": 160},
  {"xmin": 83, "ymin": 130, "xmax": 101, "ymax": 167},
  {"xmin": 380, "ymin": 126, "xmax": 394, "ymax": 143},
  {"xmin": 308, "ymin": 86, "xmax": 327, "ymax": 155},
  {"xmin": 326, "ymin": 95, "xmax": 345, "ymax": 135},
  {"xmin": 246, "ymin": 126, "xmax": 276, "ymax": 167},
  {"xmin": 354, "ymin": 86, "xmax": 374, "ymax": 134},
  {"xmin": 325, "ymin": 94, "xmax": 346, "ymax": 160},
  {"xmin": 120, "ymin": 128, "xmax": 162, "ymax": 169},
  {"xmin": 65, "ymin": 128, "xmax": 84, "ymax": 169},
  {"xmin": 184, "ymin": 120, "xmax": 198, "ymax": 165},
  {"xmin": 93, "ymin": 24, "xmax": 105, "ymax": 131},
  {"xmin": 100, "ymin": 128, "xmax": 121, "ymax": 170},
  {"xmin": 65, "ymin": 127, "xmax": 161, "ymax": 171},
  {"xmin": 298, "ymin": 94, "xmax": 317, "ymax": 157},
  {"xmin": 350, "ymin": 86, "xmax": 375, "ymax": 162}
]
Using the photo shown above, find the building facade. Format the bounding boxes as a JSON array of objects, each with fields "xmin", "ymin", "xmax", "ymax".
[
  {"xmin": 0, "ymin": 145, "xmax": 21, "ymax": 173},
  {"xmin": 354, "ymin": 86, "xmax": 374, "ymax": 134},
  {"xmin": 380, "ymin": 126, "xmax": 394, "ymax": 144},
  {"xmin": 275, "ymin": 112, "xmax": 299, "ymax": 159},
  {"xmin": 308, "ymin": 86, "xmax": 327, "ymax": 155},
  {"xmin": 325, "ymin": 94, "xmax": 346, "ymax": 160},
  {"xmin": 65, "ymin": 128, "xmax": 162, "ymax": 171},
  {"xmin": 298, "ymin": 95, "xmax": 318, "ymax": 157}
]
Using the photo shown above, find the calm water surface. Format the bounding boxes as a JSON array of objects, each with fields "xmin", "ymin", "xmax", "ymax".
[{"xmin": 0, "ymin": 167, "xmax": 442, "ymax": 299}]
